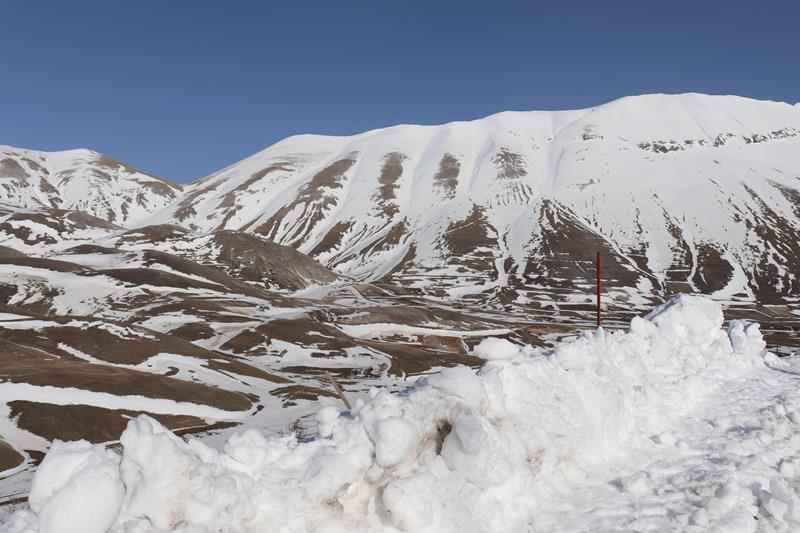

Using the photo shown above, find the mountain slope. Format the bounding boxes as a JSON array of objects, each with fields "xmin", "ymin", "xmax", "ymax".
[
  {"xmin": 0, "ymin": 146, "xmax": 181, "ymax": 226},
  {"xmin": 143, "ymin": 93, "xmax": 800, "ymax": 305}
]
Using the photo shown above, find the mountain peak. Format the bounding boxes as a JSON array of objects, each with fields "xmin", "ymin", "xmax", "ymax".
[
  {"xmin": 0, "ymin": 145, "xmax": 181, "ymax": 226},
  {"xmin": 203, "ymin": 93, "xmax": 800, "ymax": 184}
]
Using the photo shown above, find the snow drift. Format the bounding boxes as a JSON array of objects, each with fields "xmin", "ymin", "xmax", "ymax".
[{"xmin": 0, "ymin": 295, "xmax": 777, "ymax": 532}]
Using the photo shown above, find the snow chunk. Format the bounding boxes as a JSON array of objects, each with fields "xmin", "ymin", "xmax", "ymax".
[
  {"xmin": 26, "ymin": 440, "xmax": 123, "ymax": 533},
  {"xmin": 728, "ymin": 319, "xmax": 767, "ymax": 357},
  {"xmin": 472, "ymin": 337, "xmax": 520, "ymax": 360},
  {"xmin": 373, "ymin": 417, "xmax": 418, "ymax": 468}
]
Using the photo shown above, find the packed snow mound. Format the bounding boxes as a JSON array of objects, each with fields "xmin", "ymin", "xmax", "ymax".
[{"xmin": 0, "ymin": 295, "xmax": 781, "ymax": 532}]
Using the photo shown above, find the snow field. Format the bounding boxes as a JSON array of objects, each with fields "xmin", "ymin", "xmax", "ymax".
[{"xmin": 3, "ymin": 294, "xmax": 799, "ymax": 532}]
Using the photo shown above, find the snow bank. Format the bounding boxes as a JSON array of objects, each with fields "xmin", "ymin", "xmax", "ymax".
[{"xmin": 0, "ymin": 295, "xmax": 775, "ymax": 532}]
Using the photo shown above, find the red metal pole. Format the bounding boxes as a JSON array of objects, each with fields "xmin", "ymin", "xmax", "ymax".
[{"xmin": 596, "ymin": 251, "xmax": 601, "ymax": 328}]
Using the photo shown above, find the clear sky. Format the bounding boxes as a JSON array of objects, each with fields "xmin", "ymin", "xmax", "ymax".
[{"xmin": 2, "ymin": 1, "xmax": 798, "ymax": 182}]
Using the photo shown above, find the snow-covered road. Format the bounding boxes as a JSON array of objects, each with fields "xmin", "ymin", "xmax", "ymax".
[{"xmin": 535, "ymin": 355, "xmax": 800, "ymax": 532}]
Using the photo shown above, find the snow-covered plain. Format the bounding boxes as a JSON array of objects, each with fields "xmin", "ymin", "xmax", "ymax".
[{"xmin": 3, "ymin": 295, "xmax": 800, "ymax": 532}]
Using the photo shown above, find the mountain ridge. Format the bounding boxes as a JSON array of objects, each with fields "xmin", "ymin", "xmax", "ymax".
[
  {"xmin": 4, "ymin": 92, "xmax": 798, "ymax": 185},
  {"xmin": 223, "ymin": 93, "xmax": 799, "ymax": 157},
  {"xmin": 2, "ymin": 93, "xmax": 800, "ymax": 306},
  {"xmin": 136, "ymin": 92, "xmax": 800, "ymax": 306}
]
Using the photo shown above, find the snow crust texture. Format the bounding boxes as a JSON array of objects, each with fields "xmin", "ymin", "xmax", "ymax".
[{"xmin": 5, "ymin": 295, "xmax": 800, "ymax": 532}]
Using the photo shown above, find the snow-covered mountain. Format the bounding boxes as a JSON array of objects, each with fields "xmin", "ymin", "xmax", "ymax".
[
  {"xmin": 1, "ymin": 94, "xmax": 800, "ymax": 521},
  {"xmin": 141, "ymin": 93, "xmax": 800, "ymax": 304},
  {"xmin": 0, "ymin": 145, "xmax": 181, "ymax": 226},
  {"xmin": 3, "ymin": 95, "xmax": 799, "ymax": 304}
]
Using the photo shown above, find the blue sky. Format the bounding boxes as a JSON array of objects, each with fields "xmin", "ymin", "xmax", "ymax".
[{"xmin": 2, "ymin": 1, "xmax": 798, "ymax": 182}]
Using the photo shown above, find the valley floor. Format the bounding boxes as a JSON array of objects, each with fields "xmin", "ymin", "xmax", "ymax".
[{"xmin": 2, "ymin": 295, "xmax": 800, "ymax": 532}]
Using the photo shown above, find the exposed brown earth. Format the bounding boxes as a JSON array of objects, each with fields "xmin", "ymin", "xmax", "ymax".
[
  {"xmin": 119, "ymin": 224, "xmax": 189, "ymax": 243},
  {"xmin": 211, "ymin": 231, "xmax": 341, "ymax": 291},
  {"xmin": 362, "ymin": 339, "xmax": 484, "ymax": 375},
  {"xmin": 215, "ymin": 163, "xmax": 292, "ymax": 229},
  {"xmin": 224, "ymin": 317, "xmax": 360, "ymax": 357},
  {"xmin": 254, "ymin": 156, "xmax": 357, "ymax": 245},
  {"xmin": 63, "ymin": 244, "xmax": 119, "ymax": 255},
  {"xmin": 0, "ymin": 159, "xmax": 28, "ymax": 182},
  {"xmin": 0, "ymin": 246, "xmax": 25, "ymax": 259},
  {"xmin": 8, "ymin": 401, "xmax": 207, "ymax": 444},
  {"xmin": 439, "ymin": 204, "xmax": 499, "ymax": 276},
  {"xmin": 141, "ymin": 249, "xmax": 275, "ymax": 298},
  {"xmin": 308, "ymin": 220, "xmax": 355, "ymax": 257},
  {"xmin": 0, "ymin": 256, "xmax": 89, "ymax": 273},
  {"xmin": 136, "ymin": 297, "xmax": 277, "ymax": 327},
  {"xmin": 0, "ymin": 207, "xmax": 118, "ymax": 246},
  {"xmin": 0, "ymin": 339, "xmax": 253, "ymax": 411},
  {"xmin": 0, "ymin": 440, "xmax": 23, "ymax": 474},
  {"xmin": 523, "ymin": 201, "xmax": 644, "ymax": 292},
  {"xmin": 332, "ymin": 304, "xmax": 504, "ymax": 330},
  {"xmin": 493, "ymin": 149, "xmax": 528, "ymax": 180},
  {"xmin": 692, "ymin": 244, "xmax": 735, "ymax": 293},
  {"xmin": 107, "ymin": 226, "xmax": 342, "ymax": 294},
  {"xmin": 170, "ymin": 321, "xmax": 218, "ymax": 342},
  {"xmin": 101, "ymin": 267, "xmax": 231, "ymax": 292},
  {"xmin": 434, "ymin": 154, "xmax": 460, "ymax": 199},
  {"xmin": 352, "ymin": 219, "xmax": 410, "ymax": 262},
  {"xmin": 95, "ymin": 154, "xmax": 180, "ymax": 190},
  {"xmin": 0, "ymin": 316, "xmax": 289, "ymax": 387},
  {"xmin": 421, "ymin": 335, "xmax": 468, "ymax": 353},
  {"xmin": 374, "ymin": 152, "xmax": 406, "ymax": 219},
  {"xmin": 270, "ymin": 385, "xmax": 338, "ymax": 404},
  {"xmin": 740, "ymin": 185, "xmax": 800, "ymax": 303}
]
